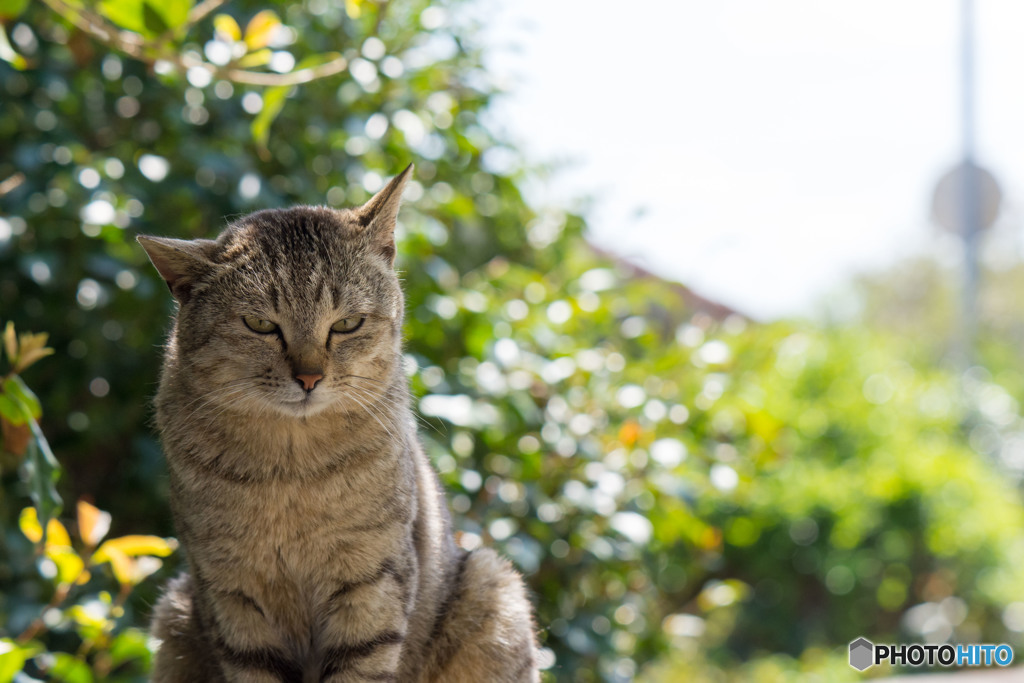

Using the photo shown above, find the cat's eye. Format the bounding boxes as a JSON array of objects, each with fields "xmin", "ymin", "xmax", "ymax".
[
  {"xmin": 331, "ymin": 317, "xmax": 365, "ymax": 334},
  {"xmin": 243, "ymin": 315, "xmax": 279, "ymax": 334}
]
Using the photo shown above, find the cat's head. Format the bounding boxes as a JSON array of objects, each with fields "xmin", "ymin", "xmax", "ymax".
[{"xmin": 139, "ymin": 165, "xmax": 412, "ymax": 419}]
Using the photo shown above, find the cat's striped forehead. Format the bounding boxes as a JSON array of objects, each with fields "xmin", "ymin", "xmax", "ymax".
[
  {"xmin": 214, "ymin": 206, "xmax": 398, "ymax": 319},
  {"xmin": 221, "ymin": 206, "xmax": 358, "ymax": 261}
]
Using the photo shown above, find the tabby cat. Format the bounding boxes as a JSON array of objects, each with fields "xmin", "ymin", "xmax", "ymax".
[{"xmin": 139, "ymin": 165, "xmax": 539, "ymax": 682}]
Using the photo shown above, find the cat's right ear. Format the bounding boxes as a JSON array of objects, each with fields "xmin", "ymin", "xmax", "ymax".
[
  {"xmin": 137, "ymin": 236, "xmax": 217, "ymax": 303},
  {"xmin": 355, "ymin": 163, "xmax": 413, "ymax": 266}
]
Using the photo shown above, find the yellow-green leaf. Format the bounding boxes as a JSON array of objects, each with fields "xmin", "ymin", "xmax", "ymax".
[
  {"xmin": 47, "ymin": 546, "xmax": 85, "ymax": 585},
  {"xmin": 17, "ymin": 331, "xmax": 48, "ymax": 357},
  {"xmin": 0, "ymin": 0, "xmax": 30, "ymax": 21},
  {"xmin": 345, "ymin": 0, "xmax": 363, "ymax": 19},
  {"xmin": 14, "ymin": 346, "xmax": 54, "ymax": 372},
  {"xmin": 0, "ymin": 638, "xmax": 43, "ymax": 682},
  {"xmin": 68, "ymin": 603, "xmax": 108, "ymax": 632},
  {"xmin": 98, "ymin": 0, "xmax": 149, "ymax": 35},
  {"xmin": 237, "ymin": 48, "xmax": 272, "ymax": 68},
  {"xmin": 4, "ymin": 376, "xmax": 40, "ymax": 420},
  {"xmin": 244, "ymin": 10, "xmax": 280, "ymax": 51},
  {"xmin": 19, "ymin": 506, "xmax": 42, "ymax": 543},
  {"xmin": 96, "ymin": 547, "xmax": 161, "ymax": 586},
  {"xmin": 132, "ymin": 555, "xmax": 163, "ymax": 583},
  {"xmin": 2, "ymin": 321, "xmax": 15, "ymax": 363},
  {"xmin": 0, "ymin": 394, "xmax": 25, "ymax": 426},
  {"xmin": 98, "ymin": 0, "xmax": 189, "ymax": 38},
  {"xmin": 46, "ymin": 517, "xmax": 72, "ymax": 549},
  {"xmin": 213, "ymin": 13, "xmax": 241, "ymax": 42},
  {"xmin": 19, "ymin": 507, "xmax": 71, "ymax": 548},
  {"xmin": 97, "ymin": 545, "xmax": 134, "ymax": 585},
  {"xmin": 95, "ymin": 534, "xmax": 177, "ymax": 560},
  {"xmin": 77, "ymin": 500, "xmax": 112, "ymax": 548}
]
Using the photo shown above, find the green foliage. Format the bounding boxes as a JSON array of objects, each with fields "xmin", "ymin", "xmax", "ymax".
[
  {"xmin": 1, "ymin": 322, "xmax": 63, "ymax": 532},
  {"xmin": 3, "ymin": 0, "xmax": 1024, "ymax": 681},
  {"xmin": 2, "ymin": 500, "xmax": 172, "ymax": 681}
]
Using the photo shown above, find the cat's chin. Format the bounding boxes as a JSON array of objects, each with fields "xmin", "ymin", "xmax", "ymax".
[{"xmin": 273, "ymin": 394, "xmax": 335, "ymax": 419}]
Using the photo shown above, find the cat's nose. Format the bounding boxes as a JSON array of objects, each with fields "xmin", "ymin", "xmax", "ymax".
[{"xmin": 295, "ymin": 373, "xmax": 323, "ymax": 392}]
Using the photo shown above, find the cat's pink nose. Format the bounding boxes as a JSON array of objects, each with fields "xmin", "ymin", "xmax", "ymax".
[{"xmin": 295, "ymin": 373, "xmax": 323, "ymax": 391}]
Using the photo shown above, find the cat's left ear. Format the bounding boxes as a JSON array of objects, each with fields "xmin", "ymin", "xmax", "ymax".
[
  {"xmin": 356, "ymin": 163, "xmax": 413, "ymax": 266},
  {"xmin": 137, "ymin": 236, "xmax": 218, "ymax": 304}
]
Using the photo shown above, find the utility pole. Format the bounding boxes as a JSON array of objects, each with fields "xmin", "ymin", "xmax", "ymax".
[{"xmin": 959, "ymin": 0, "xmax": 980, "ymax": 367}]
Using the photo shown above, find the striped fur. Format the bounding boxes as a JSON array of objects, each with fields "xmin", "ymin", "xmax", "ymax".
[{"xmin": 141, "ymin": 167, "xmax": 539, "ymax": 682}]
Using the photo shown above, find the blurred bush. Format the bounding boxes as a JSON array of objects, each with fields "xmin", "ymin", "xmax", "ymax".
[{"xmin": 2, "ymin": 1, "xmax": 1024, "ymax": 681}]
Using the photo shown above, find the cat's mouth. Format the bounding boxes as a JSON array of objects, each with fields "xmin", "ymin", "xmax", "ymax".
[{"xmin": 276, "ymin": 391, "xmax": 330, "ymax": 417}]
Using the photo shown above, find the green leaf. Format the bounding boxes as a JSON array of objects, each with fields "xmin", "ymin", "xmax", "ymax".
[
  {"xmin": 20, "ymin": 419, "xmax": 63, "ymax": 537},
  {"xmin": 159, "ymin": 0, "xmax": 191, "ymax": 32},
  {"xmin": 98, "ymin": 0, "xmax": 190, "ymax": 38},
  {"xmin": 249, "ymin": 53, "xmax": 342, "ymax": 153},
  {"xmin": 142, "ymin": 1, "xmax": 169, "ymax": 36},
  {"xmin": 108, "ymin": 628, "xmax": 153, "ymax": 670},
  {"xmin": 0, "ymin": 394, "xmax": 25, "ymax": 426},
  {"xmin": 251, "ymin": 85, "xmax": 290, "ymax": 153},
  {"xmin": 0, "ymin": 639, "xmax": 42, "ymax": 682},
  {"xmin": 98, "ymin": 0, "xmax": 148, "ymax": 35},
  {"xmin": 4, "ymin": 376, "xmax": 41, "ymax": 420},
  {"xmin": 0, "ymin": 0, "xmax": 29, "ymax": 22},
  {"xmin": 48, "ymin": 652, "xmax": 94, "ymax": 683}
]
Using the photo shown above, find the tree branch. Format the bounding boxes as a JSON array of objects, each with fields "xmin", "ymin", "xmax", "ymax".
[
  {"xmin": 40, "ymin": 0, "xmax": 144, "ymax": 58},
  {"xmin": 0, "ymin": 173, "xmax": 24, "ymax": 198},
  {"xmin": 221, "ymin": 58, "xmax": 349, "ymax": 86},
  {"xmin": 40, "ymin": 0, "xmax": 348, "ymax": 88},
  {"xmin": 186, "ymin": 0, "xmax": 228, "ymax": 27}
]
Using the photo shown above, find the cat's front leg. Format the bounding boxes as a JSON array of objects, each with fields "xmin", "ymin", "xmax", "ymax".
[
  {"xmin": 316, "ymin": 560, "xmax": 413, "ymax": 682},
  {"xmin": 420, "ymin": 549, "xmax": 539, "ymax": 683},
  {"xmin": 199, "ymin": 581, "xmax": 307, "ymax": 682},
  {"xmin": 151, "ymin": 573, "xmax": 301, "ymax": 683}
]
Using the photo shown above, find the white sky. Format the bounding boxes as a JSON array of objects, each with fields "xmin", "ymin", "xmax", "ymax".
[{"xmin": 484, "ymin": 0, "xmax": 1024, "ymax": 320}]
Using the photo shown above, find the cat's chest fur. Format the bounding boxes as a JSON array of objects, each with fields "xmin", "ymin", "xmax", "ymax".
[
  {"xmin": 166, "ymin": 416, "xmax": 414, "ymax": 564},
  {"xmin": 166, "ymin": 424, "xmax": 419, "ymax": 647}
]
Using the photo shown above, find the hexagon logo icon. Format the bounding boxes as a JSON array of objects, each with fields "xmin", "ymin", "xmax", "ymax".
[{"xmin": 849, "ymin": 637, "xmax": 874, "ymax": 671}]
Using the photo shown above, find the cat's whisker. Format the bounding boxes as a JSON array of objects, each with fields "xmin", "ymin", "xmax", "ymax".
[
  {"xmin": 345, "ymin": 389, "xmax": 402, "ymax": 450},
  {"xmin": 344, "ymin": 384, "xmax": 407, "ymax": 451},
  {"xmin": 180, "ymin": 384, "xmax": 252, "ymax": 418},
  {"xmin": 340, "ymin": 374, "xmax": 386, "ymax": 385},
  {"xmin": 341, "ymin": 381, "xmax": 394, "ymax": 414},
  {"xmin": 355, "ymin": 391, "xmax": 444, "ymax": 438},
  {"xmin": 177, "ymin": 375, "xmax": 264, "ymax": 412},
  {"xmin": 180, "ymin": 380, "xmax": 264, "ymax": 423},
  {"xmin": 344, "ymin": 385, "xmax": 402, "ymax": 443},
  {"xmin": 209, "ymin": 387, "xmax": 266, "ymax": 419},
  {"xmin": 343, "ymin": 376, "xmax": 447, "ymax": 436}
]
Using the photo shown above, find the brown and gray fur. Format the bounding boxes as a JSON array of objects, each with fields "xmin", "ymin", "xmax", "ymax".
[{"xmin": 139, "ymin": 166, "xmax": 539, "ymax": 683}]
